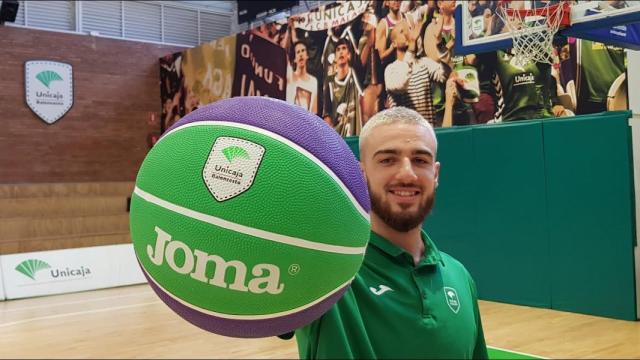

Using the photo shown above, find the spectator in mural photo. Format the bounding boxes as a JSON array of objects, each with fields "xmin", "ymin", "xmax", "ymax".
[
  {"xmin": 572, "ymin": 38, "xmax": 626, "ymax": 114},
  {"xmin": 288, "ymin": 106, "xmax": 488, "ymax": 359},
  {"xmin": 384, "ymin": 18, "xmax": 446, "ymax": 126},
  {"xmin": 480, "ymin": 49, "xmax": 567, "ymax": 122},
  {"xmin": 374, "ymin": 0, "xmax": 404, "ymax": 109},
  {"xmin": 251, "ymin": 21, "xmax": 288, "ymax": 49},
  {"xmin": 376, "ymin": 0, "xmax": 405, "ymax": 70},
  {"xmin": 286, "ymin": 39, "xmax": 319, "ymax": 114},
  {"xmin": 467, "ymin": 0, "xmax": 496, "ymax": 40},
  {"xmin": 322, "ymin": 37, "xmax": 364, "ymax": 137},
  {"xmin": 358, "ymin": 8, "xmax": 382, "ymax": 124},
  {"xmin": 424, "ymin": 0, "xmax": 456, "ymax": 67}
]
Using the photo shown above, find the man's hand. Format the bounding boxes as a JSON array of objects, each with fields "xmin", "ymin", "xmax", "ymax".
[
  {"xmin": 552, "ymin": 105, "xmax": 565, "ymax": 117},
  {"xmin": 445, "ymin": 73, "xmax": 461, "ymax": 106},
  {"xmin": 406, "ymin": 17, "xmax": 424, "ymax": 51}
]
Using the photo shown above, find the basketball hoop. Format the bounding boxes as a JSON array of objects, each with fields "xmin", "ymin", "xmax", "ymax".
[{"xmin": 496, "ymin": 0, "xmax": 571, "ymax": 67}]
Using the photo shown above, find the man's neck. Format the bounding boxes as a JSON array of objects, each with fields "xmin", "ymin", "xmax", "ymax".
[
  {"xmin": 442, "ymin": 13, "xmax": 454, "ymax": 27},
  {"xmin": 396, "ymin": 48, "xmax": 406, "ymax": 61},
  {"xmin": 371, "ymin": 214, "xmax": 425, "ymax": 265},
  {"xmin": 295, "ymin": 65, "xmax": 307, "ymax": 77},
  {"xmin": 336, "ymin": 65, "xmax": 350, "ymax": 80},
  {"xmin": 389, "ymin": 10, "xmax": 402, "ymax": 22}
]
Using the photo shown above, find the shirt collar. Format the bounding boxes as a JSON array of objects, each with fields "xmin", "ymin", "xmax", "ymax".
[{"xmin": 369, "ymin": 230, "xmax": 443, "ymax": 266}]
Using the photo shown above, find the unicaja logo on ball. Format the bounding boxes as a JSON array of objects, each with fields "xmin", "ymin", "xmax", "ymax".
[
  {"xmin": 222, "ymin": 146, "xmax": 250, "ymax": 162},
  {"xmin": 148, "ymin": 226, "xmax": 284, "ymax": 294},
  {"xmin": 203, "ymin": 137, "xmax": 265, "ymax": 201}
]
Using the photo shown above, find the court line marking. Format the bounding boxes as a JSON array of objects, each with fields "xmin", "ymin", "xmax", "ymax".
[
  {"xmin": 0, "ymin": 292, "xmax": 153, "ymax": 313},
  {"xmin": 488, "ymin": 345, "xmax": 550, "ymax": 359},
  {"xmin": 0, "ymin": 301, "xmax": 161, "ymax": 328}
]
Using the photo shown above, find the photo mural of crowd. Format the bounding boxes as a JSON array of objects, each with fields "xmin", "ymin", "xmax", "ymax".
[{"xmin": 160, "ymin": 0, "xmax": 627, "ymax": 137}]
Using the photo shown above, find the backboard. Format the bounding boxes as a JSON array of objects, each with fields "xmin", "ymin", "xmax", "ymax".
[{"xmin": 455, "ymin": 1, "xmax": 640, "ymax": 55}]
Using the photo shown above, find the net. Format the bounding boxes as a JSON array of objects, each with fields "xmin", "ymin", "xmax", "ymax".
[{"xmin": 496, "ymin": 0, "xmax": 571, "ymax": 67}]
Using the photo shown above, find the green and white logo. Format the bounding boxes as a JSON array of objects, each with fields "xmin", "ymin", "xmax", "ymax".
[
  {"xmin": 222, "ymin": 146, "xmax": 250, "ymax": 162},
  {"xmin": 203, "ymin": 136, "xmax": 265, "ymax": 202},
  {"xmin": 444, "ymin": 286, "xmax": 460, "ymax": 314},
  {"xmin": 35, "ymin": 70, "xmax": 63, "ymax": 88},
  {"xmin": 25, "ymin": 60, "xmax": 74, "ymax": 124},
  {"xmin": 15, "ymin": 259, "xmax": 51, "ymax": 280}
]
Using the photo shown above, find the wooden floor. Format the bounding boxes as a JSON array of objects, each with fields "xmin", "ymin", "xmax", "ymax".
[{"xmin": 0, "ymin": 284, "xmax": 639, "ymax": 359}]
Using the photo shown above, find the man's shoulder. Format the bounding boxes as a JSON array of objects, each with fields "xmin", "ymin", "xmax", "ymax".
[{"xmin": 438, "ymin": 251, "xmax": 474, "ymax": 280}]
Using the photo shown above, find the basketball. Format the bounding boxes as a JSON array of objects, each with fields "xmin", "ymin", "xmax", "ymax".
[{"xmin": 129, "ymin": 97, "xmax": 371, "ymax": 338}]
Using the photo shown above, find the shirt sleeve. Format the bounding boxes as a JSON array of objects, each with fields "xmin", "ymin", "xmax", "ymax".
[
  {"xmin": 469, "ymin": 275, "xmax": 489, "ymax": 360},
  {"xmin": 295, "ymin": 285, "xmax": 377, "ymax": 359}
]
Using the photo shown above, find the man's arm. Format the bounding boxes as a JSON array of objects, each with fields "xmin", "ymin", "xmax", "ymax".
[
  {"xmin": 549, "ymin": 72, "xmax": 566, "ymax": 116},
  {"xmin": 442, "ymin": 74, "xmax": 459, "ymax": 128},
  {"xmin": 470, "ymin": 276, "xmax": 489, "ymax": 359},
  {"xmin": 376, "ymin": 19, "xmax": 395, "ymax": 63},
  {"xmin": 424, "ymin": 18, "xmax": 451, "ymax": 64},
  {"xmin": 322, "ymin": 80, "xmax": 334, "ymax": 127}
]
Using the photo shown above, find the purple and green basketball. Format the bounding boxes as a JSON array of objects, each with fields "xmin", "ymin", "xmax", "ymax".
[{"xmin": 129, "ymin": 97, "xmax": 370, "ymax": 338}]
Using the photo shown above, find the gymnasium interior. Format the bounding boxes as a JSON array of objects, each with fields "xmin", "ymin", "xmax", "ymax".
[{"xmin": 1, "ymin": 0, "xmax": 640, "ymax": 358}]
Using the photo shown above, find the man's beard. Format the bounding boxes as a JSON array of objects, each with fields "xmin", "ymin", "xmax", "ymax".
[{"xmin": 369, "ymin": 183, "xmax": 435, "ymax": 232}]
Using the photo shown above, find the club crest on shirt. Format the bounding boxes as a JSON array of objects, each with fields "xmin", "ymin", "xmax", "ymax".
[{"xmin": 444, "ymin": 287, "xmax": 460, "ymax": 314}]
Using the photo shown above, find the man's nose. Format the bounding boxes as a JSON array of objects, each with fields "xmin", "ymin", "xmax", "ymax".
[{"xmin": 396, "ymin": 158, "xmax": 418, "ymax": 181}]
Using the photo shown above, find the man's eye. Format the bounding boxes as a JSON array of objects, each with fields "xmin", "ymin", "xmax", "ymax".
[{"xmin": 380, "ymin": 158, "xmax": 394, "ymax": 164}]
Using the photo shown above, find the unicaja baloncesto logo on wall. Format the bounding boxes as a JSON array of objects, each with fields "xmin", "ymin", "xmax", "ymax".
[
  {"xmin": 15, "ymin": 258, "xmax": 92, "ymax": 282},
  {"xmin": 25, "ymin": 60, "xmax": 74, "ymax": 124},
  {"xmin": 203, "ymin": 137, "xmax": 265, "ymax": 201}
]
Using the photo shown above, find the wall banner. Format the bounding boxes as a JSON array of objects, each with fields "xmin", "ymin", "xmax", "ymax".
[
  {"xmin": 232, "ymin": 31, "xmax": 287, "ymax": 99},
  {"xmin": 25, "ymin": 60, "xmax": 74, "ymax": 125},
  {"xmin": 294, "ymin": 1, "xmax": 369, "ymax": 31},
  {"xmin": 1, "ymin": 244, "xmax": 146, "ymax": 300}
]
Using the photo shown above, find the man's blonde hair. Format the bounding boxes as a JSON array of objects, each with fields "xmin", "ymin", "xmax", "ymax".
[{"xmin": 359, "ymin": 106, "xmax": 437, "ymax": 155}]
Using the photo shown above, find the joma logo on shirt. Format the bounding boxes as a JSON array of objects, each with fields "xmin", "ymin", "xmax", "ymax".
[{"xmin": 147, "ymin": 226, "xmax": 284, "ymax": 295}]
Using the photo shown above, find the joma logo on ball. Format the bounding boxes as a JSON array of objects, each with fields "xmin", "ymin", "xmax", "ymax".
[{"xmin": 147, "ymin": 226, "xmax": 284, "ymax": 295}]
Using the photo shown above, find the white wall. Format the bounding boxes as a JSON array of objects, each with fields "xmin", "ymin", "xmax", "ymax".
[{"xmin": 627, "ymin": 49, "xmax": 640, "ymax": 115}]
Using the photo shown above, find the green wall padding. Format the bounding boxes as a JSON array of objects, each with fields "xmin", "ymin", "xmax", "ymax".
[
  {"xmin": 467, "ymin": 121, "xmax": 551, "ymax": 308},
  {"xmin": 544, "ymin": 111, "xmax": 636, "ymax": 320},
  {"xmin": 423, "ymin": 128, "xmax": 483, "ymax": 292}
]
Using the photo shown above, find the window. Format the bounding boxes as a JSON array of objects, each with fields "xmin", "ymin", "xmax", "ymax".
[{"xmin": 6, "ymin": 1, "xmax": 233, "ymax": 47}]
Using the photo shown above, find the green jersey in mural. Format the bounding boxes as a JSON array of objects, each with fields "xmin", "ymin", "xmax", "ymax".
[
  {"xmin": 577, "ymin": 39, "xmax": 626, "ymax": 103},
  {"xmin": 323, "ymin": 68, "xmax": 363, "ymax": 137},
  {"xmin": 489, "ymin": 50, "xmax": 556, "ymax": 121}
]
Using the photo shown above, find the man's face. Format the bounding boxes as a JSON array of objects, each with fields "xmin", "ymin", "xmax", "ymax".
[
  {"xmin": 335, "ymin": 44, "xmax": 351, "ymax": 66},
  {"xmin": 388, "ymin": 0, "xmax": 402, "ymax": 12},
  {"xmin": 361, "ymin": 123, "xmax": 440, "ymax": 232},
  {"xmin": 294, "ymin": 43, "xmax": 309, "ymax": 68},
  {"xmin": 439, "ymin": 0, "xmax": 456, "ymax": 15},
  {"xmin": 390, "ymin": 20, "xmax": 409, "ymax": 50}
]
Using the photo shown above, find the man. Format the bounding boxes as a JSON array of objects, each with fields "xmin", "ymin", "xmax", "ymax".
[
  {"xmin": 480, "ymin": 50, "xmax": 566, "ymax": 121},
  {"xmin": 384, "ymin": 18, "xmax": 445, "ymax": 126},
  {"xmin": 323, "ymin": 38, "xmax": 364, "ymax": 137},
  {"xmin": 293, "ymin": 106, "xmax": 488, "ymax": 359},
  {"xmin": 286, "ymin": 40, "xmax": 318, "ymax": 114},
  {"xmin": 424, "ymin": 0, "xmax": 456, "ymax": 67},
  {"xmin": 573, "ymin": 38, "xmax": 625, "ymax": 114}
]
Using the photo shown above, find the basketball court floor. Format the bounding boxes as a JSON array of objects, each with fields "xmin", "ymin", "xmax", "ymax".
[{"xmin": 0, "ymin": 283, "xmax": 639, "ymax": 359}]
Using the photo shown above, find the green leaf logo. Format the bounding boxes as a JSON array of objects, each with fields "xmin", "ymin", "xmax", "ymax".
[
  {"xmin": 222, "ymin": 146, "xmax": 250, "ymax": 162},
  {"xmin": 15, "ymin": 259, "xmax": 51, "ymax": 280},
  {"xmin": 36, "ymin": 70, "xmax": 63, "ymax": 88},
  {"xmin": 465, "ymin": 72, "xmax": 476, "ymax": 81}
]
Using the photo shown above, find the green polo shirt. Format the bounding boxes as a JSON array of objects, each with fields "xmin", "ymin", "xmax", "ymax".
[{"xmin": 296, "ymin": 231, "xmax": 488, "ymax": 359}]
